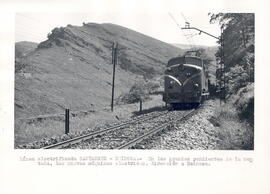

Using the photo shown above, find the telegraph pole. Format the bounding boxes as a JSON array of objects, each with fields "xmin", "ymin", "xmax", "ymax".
[
  {"xmin": 181, "ymin": 22, "xmax": 226, "ymax": 103},
  {"xmin": 111, "ymin": 42, "xmax": 118, "ymax": 112},
  {"xmin": 220, "ymin": 26, "xmax": 226, "ymax": 103}
]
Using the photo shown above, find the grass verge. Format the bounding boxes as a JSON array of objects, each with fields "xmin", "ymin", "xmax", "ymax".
[
  {"xmin": 15, "ymin": 94, "xmax": 165, "ymax": 147},
  {"xmin": 213, "ymin": 100, "xmax": 254, "ymax": 150}
]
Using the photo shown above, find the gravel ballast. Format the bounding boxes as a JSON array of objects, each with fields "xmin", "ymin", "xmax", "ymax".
[{"xmin": 138, "ymin": 100, "xmax": 222, "ymax": 149}]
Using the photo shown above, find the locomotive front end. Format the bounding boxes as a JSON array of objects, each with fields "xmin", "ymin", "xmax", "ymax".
[
  {"xmin": 163, "ymin": 56, "xmax": 209, "ymax": 108},
  {"xmin": 163, "ymin": 63, "xmax": 203, "ymax": 105}
]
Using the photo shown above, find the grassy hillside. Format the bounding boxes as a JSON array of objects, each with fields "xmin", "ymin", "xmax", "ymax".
[
  {"xmin": 15, "ymin": 41, "xmax": 38, "ymax": 58},
  {"xmin": 15, "ymin": 23, "xmax": 182, "ymax": 118}
]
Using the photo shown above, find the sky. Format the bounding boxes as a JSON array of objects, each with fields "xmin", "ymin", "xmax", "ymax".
[{"xmin": 15, "ymin": 12, "xmax": 221, "ymax": 46}]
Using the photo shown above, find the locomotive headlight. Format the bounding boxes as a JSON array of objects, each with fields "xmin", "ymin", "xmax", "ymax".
[
  {"xmin": 194, "ymin": 83, "xmax": 199, "ymax": 88},
  {"xmin": 168, "ymin": 80, "xmax": 175, "ymax": 89},
  {"xmin": 170, "ymin": 80, "xmax": 176, "ymax": 85}
]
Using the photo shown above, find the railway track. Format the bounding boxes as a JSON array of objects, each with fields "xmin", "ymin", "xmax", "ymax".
[
  {"xmin": 42, "ymin": 111, "xmax": 168, "ymax": 149},
  {"xmin": 42, "ymin": 106, "xmax": 198, "ymax": 149},
  {"xmin": 66, "ymin": 108, "xmax": 196, "ymax": 149},
  {"xmin": 116, "ymin": 109, "xmax": 195, "ymax": 149}
]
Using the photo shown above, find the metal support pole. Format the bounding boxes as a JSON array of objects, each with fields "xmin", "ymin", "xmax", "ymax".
[
  {"xmin": 111, "ymin": 42, "xmax": 118, "ymax": 112},
  {"xmin": 65, "ymin": 109, "xmax": 69, "ymax": 134},
  {"xmin": 181, "ymin": 27, "xmax": 220, "ymax": 40},
  {"xmin": 139, "ymin": 99, "xmax": 142, "ymax": 112},
  {"xmin": 223, "ymin": 37, "xmax": 226, "ymax": 103},
  {"xmin": 220, "ymin": 27, "xmax": 226, "ymax": 103},
  {"xmin": 220, "ymin": 29, "xmax": 223, "ymax": 105},
  {"xmin": 112, "ymin": 42, "xmax": 115, "ymax": 64}
]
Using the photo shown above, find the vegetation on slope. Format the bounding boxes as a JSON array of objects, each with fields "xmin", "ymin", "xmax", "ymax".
[
  {"xmin": 210, "ymin": 13, "xmax": 254, "ymax": 124},
  {"xmin": 116, "ymin": 79, "xmax": 162, "ymax": 104},
  {"xmin": 15, "ymin": 41, "xmax": 37, "ymax": 58},
  {"xmin": 15, "ymin": 23, "xmax": 182, "ymax": 118}
]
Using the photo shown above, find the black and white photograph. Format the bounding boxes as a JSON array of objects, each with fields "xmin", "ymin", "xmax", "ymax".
[
  {"xmin": 1, "ymin": 0, "xmax": 270, "ymax": 194},
  {"xmin": 14, "ymin": 12, "xmax": 254, "ymax": 150}
]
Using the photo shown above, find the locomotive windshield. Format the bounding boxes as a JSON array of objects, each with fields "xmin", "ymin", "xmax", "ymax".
[
  {"xmin": 185, "ymin": 57, "xmax": 203, "ymax": 67},
  {"xmin": 167, "ymin": 57, "xmax": 185, "ymax": 67},
  {"xmin": 167, "ymin": 56, "xmax": 203, "ymax": 68}
]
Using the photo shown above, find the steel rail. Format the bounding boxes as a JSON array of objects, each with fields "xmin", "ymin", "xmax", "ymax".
[
  {"xmin": 42, "ymin": 111, "xmax": 168, "ymax": 149},
  {"xmin": 116, "ymin": 109, "xmax": 196, "ymax": 149}
]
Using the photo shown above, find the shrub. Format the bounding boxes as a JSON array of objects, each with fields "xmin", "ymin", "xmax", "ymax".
[
  {"xmin": 145, "ymin": 80, "xmax": 160, "ymax": 94},
  {"xmin": 233, "ymin": 83, "xmax": 254, "ymax": 125},
  {"xmin": 226, "ymin": 65, "xmax": 250, "ymax": 94},
  {"xmin": 117, "ymin": 79, "xmax": 162, "ymax": 104}
]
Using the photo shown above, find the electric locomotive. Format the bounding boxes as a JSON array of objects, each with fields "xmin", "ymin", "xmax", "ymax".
[{"xmin": 163, "ymin": 53, "xmax": 209, "ymax": 108}]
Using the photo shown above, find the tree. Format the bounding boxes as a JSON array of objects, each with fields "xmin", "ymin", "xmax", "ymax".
[
  {"xmin": 209, "ymin": 13, "xmax": 254, "ymax": 95},
  {"xmin": 210, "ymin": 13, "xmax": 254, "ymax": 70}
]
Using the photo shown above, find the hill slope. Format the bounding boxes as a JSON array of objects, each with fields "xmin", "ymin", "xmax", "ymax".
[
  {"xmin": 15, "ymin": 41, "xmax": 38, "ymax": 58},
  {"xmin": 15, "ymin": 23, "xmax": 182, "ymax": 118}
]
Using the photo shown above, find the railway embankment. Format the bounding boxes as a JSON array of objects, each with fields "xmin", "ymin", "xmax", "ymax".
[
  {"xmin": 140, "ymin": 99, "xmax": 254, "ymax": 150},
  {"xmin": 16, "ymin": 96, "xmax": 254, "ymax": 150},
  {"xmin": 15, "ymin": 94, "xmax": 165, "ymax": 147}
]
